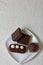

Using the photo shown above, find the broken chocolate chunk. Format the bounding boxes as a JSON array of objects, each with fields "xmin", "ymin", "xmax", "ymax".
[
  {"xmin": 12, "ymin": 28, "xmax": 22, "ymax": 41},
  {"xmin": 17, "ymin": 33, "xmax": 31, "ymax": 45},
  {"xmin": 9, "ymin": 44, "xmax": 27, "ymax": 53}
]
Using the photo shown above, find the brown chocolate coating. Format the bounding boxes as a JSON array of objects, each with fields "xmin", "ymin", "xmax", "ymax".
[
  {"xmin": 12, "ymin": 28, "xmax": 22, "ymax": 41},
  {"xmin": 17, "ymin": 33, "xmax": 31, "ymax": 45},
  {"xmin": 9, "ymin": 44, "xmax": 27, "ymax": 53},
  {"xmin": 28, "ymin": 43, "xmax": 39, "ymax": 52}
]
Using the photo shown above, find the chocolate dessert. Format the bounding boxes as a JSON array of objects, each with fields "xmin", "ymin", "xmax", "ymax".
[
  {"xmin": 17, "ymin": 33, "xmax": 31, "ymax": 45},
  {"xmin": 12, "ymin": 28, "xmax": 31, "ymax": 45},
  {"xmin": 12, "ymin": 28, "xmax": 22, "ymax": 41},
  {"xmin": 9, "ymin": 44, "xmax": 27, "ymax": 53},
  {"xmin": 28, "ymin": 43, "xmax": 39, "ymax": 52}
]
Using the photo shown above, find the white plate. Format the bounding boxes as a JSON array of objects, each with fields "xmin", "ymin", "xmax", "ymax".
[{"xmin": 6, "ymin": 28, "xmax": 40, "ymax": 64}]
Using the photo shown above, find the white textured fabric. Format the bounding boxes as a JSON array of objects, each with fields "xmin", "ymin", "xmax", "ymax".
[{"xmin": 0, "ymin": 0, "xmax": 43, "ymax": 65}]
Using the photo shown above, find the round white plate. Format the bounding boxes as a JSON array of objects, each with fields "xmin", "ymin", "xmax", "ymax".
[{"xmin": 6, "ymin": 28, "xmax": 40, "ymax": 64}]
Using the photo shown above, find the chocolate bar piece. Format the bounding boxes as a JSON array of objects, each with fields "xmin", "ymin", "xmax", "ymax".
[
  {"xmin": 28, "ymin": 43, "xmax": 39, "ymax": 52},
  {"xmin": 12, "ymin": 28, "xmax": 22, "ymax": 41},
  {"xmin": 9, "ymin": 44, "xmax": 27, "ymax": 53},
  {"xmin": 17, "ymin": 33, "xmax": 31, "ymax": 45}
]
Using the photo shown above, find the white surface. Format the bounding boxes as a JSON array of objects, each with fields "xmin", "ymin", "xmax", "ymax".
[
  {"xmin": 0, "ymin": 0, "xmax": 43, "ymax": 65},
  {"xmin": 6, "ymin": 29, "xmax": 40, "ymax": 64}
]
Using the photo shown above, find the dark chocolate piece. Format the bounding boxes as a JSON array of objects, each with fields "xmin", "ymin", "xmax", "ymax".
[
  {"xmin": 17, "ymin": 33, "xmax": 31, "ymax": 45},
  {"xmin": 9, "ymin": 44, "xmax": 27, "ymax": 53},
  {"xmin": 28, "ymin": 43, "xmax": 39, "ymax": 52},
  {"xmin": 12, "ymin": 28, "xmax": 22, "ymax": 41}
]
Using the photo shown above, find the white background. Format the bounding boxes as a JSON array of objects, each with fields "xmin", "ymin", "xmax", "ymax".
[{"xmin": 0, "ymin": 0, "xmax": 43, "ymax": 65}]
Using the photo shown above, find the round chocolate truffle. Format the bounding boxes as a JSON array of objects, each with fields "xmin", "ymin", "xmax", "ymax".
[{"xmin": 28, "ymin": 43, "xmax": 39, "ymax": 52}]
